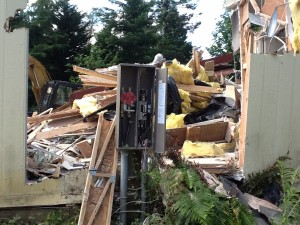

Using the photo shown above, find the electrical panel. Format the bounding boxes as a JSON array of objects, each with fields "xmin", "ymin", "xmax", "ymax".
[{"xmin": 116, "ymin": 64, "xmax": 167, "ymax": 152}]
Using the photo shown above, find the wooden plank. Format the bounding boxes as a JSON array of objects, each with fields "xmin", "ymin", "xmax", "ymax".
[
  {"xmin": 79, "ymin": 75, "xmax": 117, "ymax": 85},
  {"xmin": 249, "ymin": 0, "xmax": 260, "ymax": 13},
  {"xmin": 166, "ymin": 127, "xmax": 187, "ymax": 148},
  {"xmin": 104, "ymin": 146, "xmax": 118, "ymax": 225},
  {"xmin": 238, "ymin": 1, "xmax": 250, "ymax": 169},
  {"xmin": 186, "ymin": 122, "xmax": 228, "ymax": 142},
  {"xmin": 241, "ymin": 0, "xmax": 249, "ymax": 26},
  {"xmin": 79, "ymin": 80, "xmax": 117, "ymax": 88},
  {"xmin": 73, "ymin": 65, "xmax": 117, "ymax": 81},
  {"xmin": 189, "ymin": 94, "xmax": 211, "ymax": 102},
  {"xmin": 193, "ymin": 48, "xmax": 200, "ymax": 76},
  {"xmin": 78, "ymin": 114, "xmax": 104, "ymax": 225},
  {"xmin": 87, "ymin": 180, "xmax": 111, "ymax": 225},
  {"xmin": 95, "ymin": 117, "xmax": 116, "ymax": 169},
  {"xmin": 27, "ymin": 121, "xmax": 47, "ymax": 143},
  {"xmin": 176, "ymin": 84, "xmax": 223, "ymax": 94},
  {"xmin": 98, "ymin": 95, "xmax": 116, "ymax": 109},
  {"xmin": 76, "ymin": 140, "xmax": 93, "ymax": 158},
  {"xmin": 84, "ymin": 89, "xmax": 117, "ymax": 98},
  {"xmin": 27, "ymin": 109, "xmax": 80, "ymax": 124},
  {"xmin": 35, "ymin": 122, "xmax": 97, "ymax": 140},
  {"xmin": 95, "ymin": 147, "xmax": 118, "ymax": 225},
  {"xmin": 79, "ymin": 116, "xmax": 117, "ymax": 225}
]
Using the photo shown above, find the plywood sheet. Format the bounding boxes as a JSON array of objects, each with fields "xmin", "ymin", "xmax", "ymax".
[{"xmin": 186, "ymin": 122, "xmax": 228, "ymax": 142}]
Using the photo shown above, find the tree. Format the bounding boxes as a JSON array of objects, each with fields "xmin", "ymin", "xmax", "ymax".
[
  {"xmin": 206, "ymin": 10, "xmax": 240, "ymax": 70},
  {"xmin": 154, "ymin": 0, "xmax": 201, "ymax": 63},
  {"xmin": 206, "ymin": 10, "xmax": 232, "ymax": 57},
  {"xmin": 85, "ymin": 0, "xmax": 157, "ymax": 67},
  {"xmin": 23, "ymin": 0, "xmax": 91, "ymax": 80}
]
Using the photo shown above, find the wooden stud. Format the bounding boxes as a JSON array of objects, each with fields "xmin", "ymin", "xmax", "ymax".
[
  {"xmin": 78, "ymin": 114, "xmax": 103, "ymax": 225},
  {"xmin": 35, "ymin": 122, "xmax": 97, "ymax": 140}
]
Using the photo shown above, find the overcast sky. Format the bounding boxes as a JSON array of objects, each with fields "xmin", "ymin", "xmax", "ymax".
[{"xmin": 27, "ymin": 0, "xmax": 224, "ymax": 59}]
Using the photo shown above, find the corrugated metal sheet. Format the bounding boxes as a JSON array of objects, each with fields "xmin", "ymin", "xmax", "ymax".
[
  {"xmin": 0, "ymin": 0, "xmax": 85, "ymax": 208},
  {"xmin": 244, "ymin": 53, "xmax": 300, "ymax": 175}
]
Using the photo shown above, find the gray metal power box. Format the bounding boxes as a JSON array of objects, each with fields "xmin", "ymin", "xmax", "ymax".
[{"xmin": 116, "ymin": 64, "xmax": 167, "ymax": 153}]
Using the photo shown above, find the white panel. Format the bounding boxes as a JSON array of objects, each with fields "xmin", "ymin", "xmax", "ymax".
[
  {"xmin": 0, "ymin": 0, "xmax": 85, "ymax": 208},
  {"xmin": 244, "ymin": 53, "xmax": 300, "ymax": 175},
  {"xmin": 0, "ymin": 0, "xmax": 28, "ymax": 198}
]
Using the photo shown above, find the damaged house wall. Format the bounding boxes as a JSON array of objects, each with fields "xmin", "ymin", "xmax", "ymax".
[
  {"xmin": 0, "ymin": 0, "xmax": 85, "ymax": 208},
  {"xmin": 228, "ymin": 0, "xmax": 300, "ymax": 175},
  {"xmin": 243, "ymin": 53, "xmax": 300, "ymax": 175}
]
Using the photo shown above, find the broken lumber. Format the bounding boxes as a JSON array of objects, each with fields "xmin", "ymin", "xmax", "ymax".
[
  {"xmin": 76, "ymin": 140, "xmax": 93, "ymax": 158},
  {"xmin": 78, "ymin": 114, "xmax": 117, "ymax": 225},
  {"xmin": 177, "ymin": 84, "xmax": 223, "ymax": 94},
  {"xmin": 186, "ymin": 122, "xmax": 228, "ymax": 143},
  {"xmin": 27, "ymin": 109, "xmax": 80, "ymax": 124},
  {"xmin": 73, "ymin": 65, "xmax": 117, "ymax": 81},
  {"xmin": 79, "ymin": 75, "xmax": 117, "ymax": 87},
  {"xmin": 35, "ymin": 122, "xmax": 97, "ymax": 140}
]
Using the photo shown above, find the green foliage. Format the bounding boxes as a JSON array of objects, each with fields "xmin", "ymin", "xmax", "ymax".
[
  {"xmin": 38, "ymin": 210, "xmax": 78, "ymax": 225},
  {"xmin": 240, "ymin": 156, "xmax": 289, "ymax": 197},
  {"xmin": 86, "ymin": 0, "xmax": 157, "ymax": 66},
  {"xmin": 16, "ymin": 0, "xmax": 91, "ymax": 81},
  {"xmin": 153, "ymin": 0, "xmax": 200, "ymax": 63},
  {"xmin": 148, "ymin": 166, "xmax": 255, "ymax": 225},
  {"xmin": 206, "ymin": 10, "xmax": 241, "ymax": 71},
  {"xmin": 206, "ymin": 10, "xmax": 232, "ymax": 57},
  {"xmin": 276, "ymin": 161, "xmax": 300, "ymax": 225}
]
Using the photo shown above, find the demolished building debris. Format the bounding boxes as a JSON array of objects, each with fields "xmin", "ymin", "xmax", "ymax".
[{"xmin": 1, "ymin": 0, "xmax": 300, "ymax": 224}]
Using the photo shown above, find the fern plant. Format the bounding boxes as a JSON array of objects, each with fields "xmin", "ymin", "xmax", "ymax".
[
  {"xmin": 276, "ymin": 161, "xmax": 300, "ymax": 225},
  {"xmin": 156, "ymin": 166, "xmax": 255, "ymax": 225}
]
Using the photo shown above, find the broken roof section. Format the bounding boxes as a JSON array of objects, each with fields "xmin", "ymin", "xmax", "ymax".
[{"xmin": 226, "ymin": 0, "xmax": 298, "ymax": 55}]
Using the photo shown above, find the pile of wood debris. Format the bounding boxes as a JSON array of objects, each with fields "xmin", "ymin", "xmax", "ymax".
[{"xmin": 26, "ymin": 67, "xmax": 117, "ymax": 183}]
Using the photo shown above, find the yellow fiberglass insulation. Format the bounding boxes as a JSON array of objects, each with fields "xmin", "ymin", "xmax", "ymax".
[
  {"xmin": 166, "ymin": 113, "xmax": 186, "ymax": 129},
  {"xmin": 72, "ymin": 96, "xmax": 98, "ymax": 117},
  {"xmin": 196, "ymin": 66, "xmax": 209, "ymax": 82},
  {"xmin": 164, "ymin": 59, "xmax": 194, "ymax": 85},
  {"xmin": 191, "ymin": 101, "xmax": 209, "ymax": 110},
  {"xmin": 182, "ymin": 140, "xmax": 224, "ymax": 158},
  {"xmin": 179, "ymin": 89, "xmax": 192, "ymax": 113},
  {"xmin": 215, "ymin": 142, "xmax": 236, "ymax": 152},
  {"xmin": 291, "ymin": 0, "xmax": 300, "ymax": 53}
]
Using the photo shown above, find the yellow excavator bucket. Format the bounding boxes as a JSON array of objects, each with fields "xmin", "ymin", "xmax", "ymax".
[{"xmin": 28, "ymin": 55, "xmax": 52, "ymax": 104}]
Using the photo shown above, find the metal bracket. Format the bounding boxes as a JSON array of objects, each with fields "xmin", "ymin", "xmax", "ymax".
[
  {"xmin": 109, "ymin": 176, "xmax": 116, "ymax": 184},
  {"xmin": 89, "ymin": 168, "xmax": 97, "ymax": 176}
]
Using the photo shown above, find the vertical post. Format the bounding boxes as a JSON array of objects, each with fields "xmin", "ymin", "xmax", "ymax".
[
  {"xmin": 141, "ymin": 149, "xmax": 148, "ymax": 221},
  {"xmin": 120, "ymin": 149, "xmax": 128, "ymax": 225}
]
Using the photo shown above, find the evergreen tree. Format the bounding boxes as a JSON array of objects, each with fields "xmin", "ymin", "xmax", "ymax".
[
  {"xmin": 87, "ymin": 0, "xmax": 157, "ymax": 67},
  {"xmin": 24, "ymin": 0, "xmax": 91, "ymax": 80},
  {"xmin": 154, "ymin": 0, "xmax": 201, "ymax": 64}
]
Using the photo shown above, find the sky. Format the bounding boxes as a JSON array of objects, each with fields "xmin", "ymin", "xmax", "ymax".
[{"xmin": 27, "ymin": 0, "xmax": 225, "ymax": 59}]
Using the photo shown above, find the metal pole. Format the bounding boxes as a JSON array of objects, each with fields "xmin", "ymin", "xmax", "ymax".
[
  {"xmin": 141, "ymin": 149, "xmax": 148, "ymax": 222},
  {"xmin": 120, "ymin": 149, "xmax": 128, "ymax": 225}
]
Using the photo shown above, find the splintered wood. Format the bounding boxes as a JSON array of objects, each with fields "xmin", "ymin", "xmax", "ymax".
[
  {"xmin": 78, "ymin": 114, "xmax": 117, "ymax": 225},
  {"xmin": 26, "ymin": 88, "xmax": 116, "ymax": 182},
  {"xmin": 73, "ymin": 65, "xmax": 117, "ymax": 87}
]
